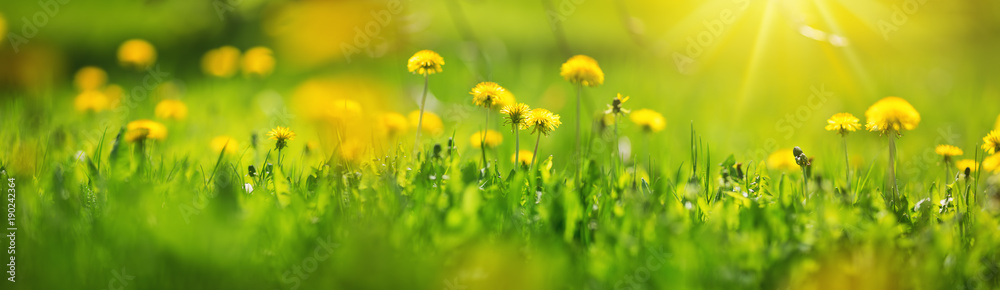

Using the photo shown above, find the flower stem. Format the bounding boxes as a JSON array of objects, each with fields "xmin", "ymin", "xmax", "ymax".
[
  {"xmin": 842, "ymin": 134, "xmax": 850, "ymax": 193},
  {"xmin": 888, "ymin": 133, "xmax": 898, "ymax": 208},
  {"xmin": 530, "ymin": 133, "xmax": 542, "ymax": 170},
  {"xmin": 413, "ymin": 73, "xmax": 429, "ymax": 154},
  {"xmin": 481, "ymin": 108, "xmax": 489, "ymax": 171},
  {"xmin": 575, "ymin": 83, "xmax": 582, "ymax": 181},
  {"xmin": 514, "ymin": 127, "xmax": 520, "ymax": 170}
]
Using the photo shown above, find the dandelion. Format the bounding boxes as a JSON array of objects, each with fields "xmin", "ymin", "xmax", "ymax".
[
  {"xmin": 767, "ymin": 149, "xmax": 797, "ymax": 172},
  {"xmin": 118, "ymin": 39, "xmax": 157, "ymax": 70},
  {"xmin": 502, "ymin": 103, "xmax": 531, "ymax": 168},
  {"xmin": 154, "ymin": 99, "xmax": 188, "ymax": 120},
  {"xmin": 825, "ymin": 112, "xmax": 861, "ymax": 191},
  {"xmin": 125, "ymin": 120, "xmax": 167, "ymax": 143},
  {"xmin": 74, "ymin": 90, "xmax": 110, "ymax": 113},
  {"xmin": 983, "ymin": 154, "xmax": 1000, "ymax": 173},
  {"xmin": 408, "ymin": 50, "xmax": 444, "ymax": 152},
  {"xmin": 793, "ymin": 147, "xmax": 811, "ymax": 194},
  {"xmin": 378, "ymin": 112, "xmax": 409, "ymax": 139},
  {"xmin": 339, "ymin": 139, "xmax": 367, "ymax": 164},
  {"xmin": 470, "ymin": 130, "xmax": 503, "ymax": 149},
  {"xmin": 211, "ymin": 136, "xmax": 239, "ymax": 154},
  {"xmin": 865, "ymin": 96, "xmax": 920, "ymax": 209},
  {"xmin": 74, "ymin": 66, "xmax": 107, "ymax": 91},
  {"xmin": 470, "ymin": 82, "xmax": 506, "ymax": 168},
  {"xmin": 268, "ymin": 126, "xmax": 295, "ymax": 165},
  {"xmin": 495, "ymin": 90, "xmax": 516, "ymax": 110},
  {"xmin": 512, "ymin": 150, "xmax": 534, "ymax": 168},
  {"xmin": 605, "ymin": 94, "xmax": 630, "ymax": 173},
  {"xmin": 936, "ymin": 144, "xmax": 963, "ymax": 181},
  {"xmin": 629, "ymin": 109, "xmax": 665, "ymax": 133},
  {"xmin": 982, "ymin": 130, "xmax": 1000, "ymax": 155},
  {"xmin": 526, "ymin": 108, "xmax": 562, "ymax": 168},
  {"xmin": 242, "ymin": 46, "xmax": 275, "ymax": 77},
  {"xmin": 202, "ymin": 46, "xmax": 241, "ymax": 78},
  {"xmin": 955, "ymin": 159, "xmax": 978, "ymax": 173},
  {"xmin": 407, "ymin": 110, "xmax": 443, "ymax": 137},
  {"xmin": 561, "ymin": 55, "xmax": 604, "ymax": 178}
]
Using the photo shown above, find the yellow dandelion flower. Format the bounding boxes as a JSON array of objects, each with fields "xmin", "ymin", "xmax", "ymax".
[
  {"xmin": 202, "ymin": 46, "xmax": 241, "ymax": 78},
  {"xmin": 955, "ymin": 159, "xmax": 979, "ymax": 172},
  {"xmin": 495, "ymin": 90, "xmax": 516, "ymax": 109},
  {"xmin": 512, "ymin": 150, "xmax": 534, "ymax": 167},
  {"xmin": 154, "ymin": 99, "xmax": 189, "ymax": 120},
  {"xmin": 560, "ymin": 55, "xmax": 604, "ymax": 87},
  {"xmin": 338, "ymin": 139, "xmax": 368, "ymax": 163},
  {"xmin": 125, "ymin": 120, "xmax": 167, "ymax": 142},
  {"xmin": 74, "ymin": 90, "xmax": 110, "ymax": 113},
  {"xmin": 983, "ymin": 154, "xmax": 1000, "ymax": 172},
  {"xmin": 74, "ymin": 66, "xmax": 107, "ymax": 91},
  {"xmin": 501, "ymin": 103, "xmax": 531, "ymax": 130},
  {"xmin": 268, "ymin": 126, "xmax": 296, "ymax": 150},
  {"xmin": 118, "ymin": 39, "xmax": 157, "ymax": 70},
  {"xmin": 630, "ymin": 109, "xmax": 666, "ymax": 133},
  {"xmin": 526, "ymin": 108, "xmax": 562, "ymax": 136},
  {"xmin": 211, "ymin": 136, "xmax": 239, "ymax": 153},
  {"xmin": 408, "ymin": 110, "xmax": 443, "ymax": 136},
  {"xmin": 326, "ymin": 99, "xmax": 363, "ymax": 123},
  {"xmin": 470, "ymin": 130, "xmax": 503, "ymax": 149},
  {"xmin": 407, "ymin": 50, "xmax": 444, "ymax": 75},
  {"xmin": 242, "ymin": 46, "xmax": 276, "ymax": 77},
  {"xmin": 935, "ymin": 145, "xmax": 963, "ymax": 157},
  {"xmin": 825, "ymin": 113, "xmax": 861, "ymax": 135},
  {"xmin": 767, "ymin": 149, "xmax": 797, "ymax": 171},
  {"xmin": 864, "ymin": 96, "xmax": 920, "ymax": 135},
  {"xmin": 982, "ymin": 130, "xmax": 1000, "ymax": 155},
  {"xmin": 605, "ymin": 93, "xmax": 630, "ymax": 115},
  {"xmin": 470, "ymin": 82, "xmax": 506, "ymax": 109},
  {"xmin": 378, "ymin": 112, "xmax": 409, "ymax": 137}
]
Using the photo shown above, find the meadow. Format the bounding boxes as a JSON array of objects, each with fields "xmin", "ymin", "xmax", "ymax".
[{"xmin": 3, "ymin": 0, "xmax": 1000, "ymax": 289}]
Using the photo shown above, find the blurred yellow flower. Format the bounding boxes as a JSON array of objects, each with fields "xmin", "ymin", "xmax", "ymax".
[
  {"xmin": 512, "ymin": 150, "xmax": 534, "ymax": 167},
  {"xmin": 407, "ymin": 50, "xmax": 444, "ymax": 75},
  {"xmin": 767, "ymin": 149, "xmax": 797, "ymax": 171},
  {"xmin": 211, "ymin": 136, "xmax": 239, "ymax": 153},
  {"xmin": 935, "ymin": 145, "xmax": 963, "ymax": 157},
  {"xmin": 630, "ymin": 109, "xmax": 665, "ymax": 133},
  {"xmin": 560, "ymin": 55, "xmax": 604, "ymax": 87},
  {"xmin": 864, "ymin": 97, "xmax": 920, "ymax": 135},
  {"xmin": 154, "ymin": 99, "xmax": 189, "ymax": 120},
  {"xmin": 824, "ymin": 112, "xmax": 860, "ymax": 135},
  {"xmin": 118, "ymin": 39, "xmax": 157, "ymax": 70},
  {"xmin": 378, "ymin": 112, "xmax": 409, "ymax": 138},
  {"xmin": 471, "ymin": 130, "xmax": 503, "ymax": 149},
  {"xmin": 955, "ymin": 159, "xmax": 979, "ymax": 172},
  {"xmin": 526, "ymin": 108, "xmax": 562, "ymax": 136},
  {"xmin": 982, "ymin": 130, "xmax": 1000, "ymax": 155},
  {"xmin": 74, "ymin": 66, "xmax": 107, "ymax": 91},
  {"xmin": 242, "ymin": 46, "xmax": 276, "ymax": 77},
  {"xmin": 339, "ymin": 139, "xmax": 368, "ymax": 163},
  {"xmin": 74, "ymin": 90, "xmax": 110, "ymax": 113},
  {"xmin": 470, "ymin": 82, "xmax": 505, "ymax": 109},
  {"xmin": 408, "ymin": 110, "xmax": 443, "ymax": 136},
  {"xmin": 202, "ymin": 46, "xmax": 241, "ymax": 78},
  {"xmin": 501, "ymin": 103, "xmax": 531, "ymax": 130},
  {"xmin": 125, "ymin": 120, "xmax": 167, "ymax": 142},
  {"xmin": 983, "ymin": 154, "xmax": 1000, "ymax": 172},
  {"xmin": 326, "ymin": 99, "xmax": 363, "ymax": 123},
  {"xmin": 495, "ymin": 90, "xmax": 516, "ymax": 109},
  {"xmin": 268, "ymin": 126, "xmax": 296, "ymax": 150}
]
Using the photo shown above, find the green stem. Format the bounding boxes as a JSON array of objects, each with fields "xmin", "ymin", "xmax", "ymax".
[
  {"xmin": 514, "ymin": 127, "xmax": 520, "ymax": 170},
  {"xmin": 842, "ymin": 134, "xmax": 850, "ymax": 192},
  {"xmin": 413, "ymin": 73, "xmax": 429, "ymax": 154},
  {"xmin": 481, "ymin": 108, "xmax": 489, "ymax": 171},
  {"xmin": 530, "ymin": 133, "xmax": 542, "ymax": 169},
  {"xmin": 575, "ymin": 83, "xmax": 582, "ymax": 181},
  {"xmin": 888, "ymin": 133, "xmax": 898, "ymax": 209}
]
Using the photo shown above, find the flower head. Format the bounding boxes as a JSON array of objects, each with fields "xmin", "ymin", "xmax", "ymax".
[
  {"xmin": 767, "ymin": 149, "xmax": 797, "ymax": 171},
  {"xmin": 982, "ymin": 130, "xmax": 1000, "ymax": 155},
  {"xmin": 935, "ymin": 145, "xmax": 964, "ymax": 158},
  {"xmin": 202, "ymin": 46, "xmax": 241, "ymax": 78},
  {"xmin": 825, "ymin": 112, "xmax": 861, "ymax": 135},
  {"xmin": 242, "ymin": 46, "xmax": 275, "ymax": 78},
  {"xmin": 501, "ymin": 103, "xmax": 531, "ymax": 130},
  {"xmin": 118, "ymin": 39, "xmax": 157, "ymax": 70},
  {"xmin": 155, "ymin": 99, "xmax": 188, "ymax": 120},
  {"xmin": 470, "ymin": 82, "xmax": 505, "ymax": 109},
  {"xmin": 378, "ymin": 112, "xmax": 409, "ymax": 138},
  {"xmin": 526, "ymin": 108, "xmax": 562, "ymax": 136},
  {"xmin": 560, "ymin": 55, "xmax": 604, "ymax": 87},
  {"xmin": 407, "ymin": 50, "xmax": 444, "ymax": 75},
  {"xmin": 495, "ymin": 90, "xmax": 516, "ymax": 109},
  {"xmin": 74, "ymin": 91, "xmax": 110, "ymax": 113},
  {"xmin": 605, "ymin": 93, "xmax": 630, "ymax": 116},
  {"xmin": 125, "ymin": 120, "xmax": 167, "ymax": 143},
  {"xmin": 983, "ymin": 154, "xmax": 1000, "ymax": 173},
  {"xmin": 470, "ymin": 130, "xmax": 503, "ymax": 149},
  {"xmin": 211, "ymin": 136, "xmax": 239, "ymax": 153},
  {"xmin": 408, "ymin": 110, "xmax": 443, "ymax": 136},
  {"xmin": 74, "ymin": 66, "xmax": 107, "ymax": 91},
  {"xmin": 339, "ymin": 139, "xmax": 368, "ymax": 164},
  {"xmin": 268, "ymin": 126, "xmax": 296, "ymax": 150},
  {"xmin": 629, "ymin": 109, "xmax": 665, "ymax": 133},
  {"xmin": 864, "ymin": 97, "xmax": 920, "ymax": 135},
  {"xmin": 512, "ymin": 150, "xmax": 534, "ymax": 167},
  {"xmin": 955, "ymin": 159, "xmax": 979, "ymax": 172}
]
